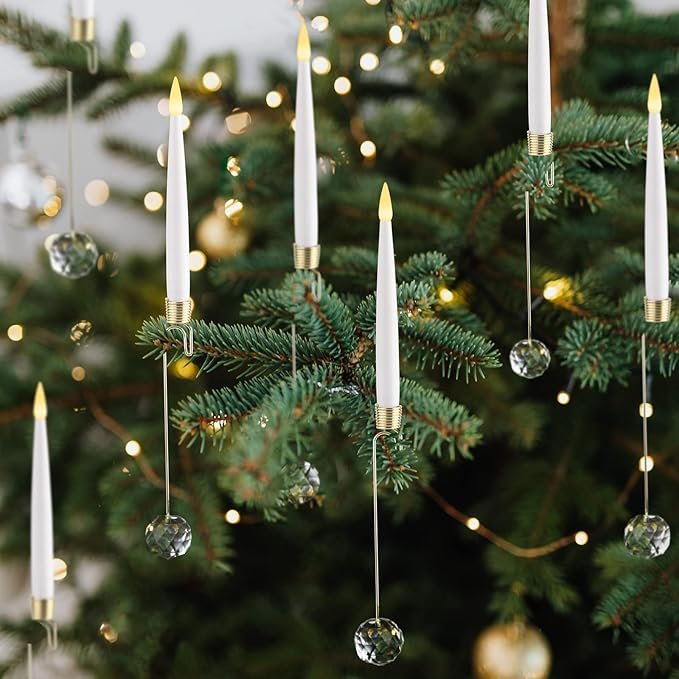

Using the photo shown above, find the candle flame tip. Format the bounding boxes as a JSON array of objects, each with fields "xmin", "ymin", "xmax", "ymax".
[
  {"xmin": 648, "ymin": 74, "xmax": 662, "ymax": 113},
  {"xmin": 169, "ymin": 77, "xmax": 183, "ymax": 116},
  {"xmin": 33, "ymin": 382, "xmax": 47, "ymax": 419},
  {"xmin": 297, "ymin": 19, "xmax": 311, "ymax": 61},
  {"xmin": 378, "ymin": 182, "xmax": 393, "ymax": 221}
]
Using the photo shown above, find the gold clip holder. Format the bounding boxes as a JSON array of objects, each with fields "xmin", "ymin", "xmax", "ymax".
[
  {"xmin": 644, "ymin": 297, "xmax": 671, "ymax": 323},
  {"xmin": 293, "ymin": 244, "xmax": 321, "ymax": 271},
  {"xmin": 375, "ymin": 405, "xmax": 402, "ymax": 431},
  {"xmin": 165, "ymin": 298, "xmax": 194, "ymax": 357},
  {"xmin": 527, "ymin": 131, "xmax": 553, "ymax": 156},
  {"xmin": 70, "ymin": 17, "xmax": 95, "ymax": 42},
  {"xmin": 31, "ymin": 598, "xmax": 54, "ymax": 621}
]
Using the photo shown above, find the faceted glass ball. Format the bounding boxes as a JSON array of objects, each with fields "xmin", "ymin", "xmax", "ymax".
[
  {"xmin": 509, "ymin": 339, "xmax": 551, "ymax": 379},
  {"xmin": 145, "ymin": 514, "xmax": 192, "ymax": 559},
  {"xmin": 624, "ymin": 514, "xmax": 671, "ymax": 559},
  {"xmin": 288, "ymin": 462, "xmax": 321, "ymax": 505},
  {"xmin": 47, "ymin": 231, "xmax": 99, "ymax": 279},
  {"xmin": 354, "ymin": 618, "xmax": 404, "ymax": 666}
]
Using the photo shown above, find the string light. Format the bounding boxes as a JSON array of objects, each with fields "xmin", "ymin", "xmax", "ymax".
[
  {"xmin": 202, "ymin": 71, "xmax": 222, "ymax": 91},
  {"xmin": 43, "ymin": 196, "xmax": 61, "ymax": 217},
  {"xmin": 359, "ymin": 52, "xmax": 380, "ymax": 72},
  {"xmin": 466, "ymin": 517, "xmax": 481, "ymax": 531},
  {"xmin": 156, "ymin": 144, "xmax": 168, "ymax": 168},
  {"xmin": 189, "ymin": 250, "xmax": 207, "ymax": 272},
  {"xmin": 389, "ymin": 25, "xmax": 404, "ymax": 44},
  {"xmin": 439, "ymin": 288, "xmax": 454, "ymax": 304},
  {"xmin": 157, "ymin": 98, "xmax": 170, "ymax": 117},
  {"xmin": 144, "ymin": 191, "xmax": 164, "ymax": 212},
  {"xmin": 543, "ymin": 278, "xmax": 570, "ymax": 301},
  {"xmin": 179, "ymin": 114, "xmax": 191, "ymax": 132},
  {"xmin": 99, "ymin": 623, "xmax": 118, "ymax": 644},
  {"xmin": 639, "ymin": 402, "xmax": 654, "ymax": 418},
  {"xmin": 557, "ymin": 390, "xmax": 571, "ymax": 405},
  {"xmin": 224, "ymin": 198, "xmax": 244, "ymax": 218},
  {"xmin": 53, "ymin": 557, "xmax": 68, "ymax": 581},
  {"xmin": 7, "ymin": 324, "xmax": 23, "ymax": 341},
  {"xmin": 574, "ymin": 531, "xmax": 589, "ymax": 546},
  {"xmin": 311, "ymin": 15, "xmax": 329, "ymax": 31},
  {"xmin": 171, "ymin": 359, "xmax": 199, "ymax": 380},
  {"xmin": 129, "ymin": 41, "xmax": 146, "ymax": 59},
  {"xmin": 290, "ymin": 118, "xmax": 296, "ymax": 132},
  {"xmin": 224, "ymin": 509, "xmax": 241, "ymax": 524},
  {"xmin": 266, "ymin": 90, "xmax": 283, "ymax": 108},
  {"xmin": 365, "ymin": 0, "xmax": 381, "ymax": 5},
  {"xmin": 84, "ymin": 179, "xmax": 109, "ymax": 207},
  {"xmin": 334, "ymin": 76, "xmax": 352, "ymax": 95},
  {"xmin": 429, "ymin": 59, "xmax": 445, "ymax": 75},
  {"xmin": 226, "ymin": 156, "xmax": 241, "ymax": 176},
  {"xmin": 639, "ymin": 456, "xmax": 655, "ymax": 472},
  {"xmin": 312, "ymin": 56, "xmax": 332, "ymax": 75},
  {"xmin": 71, "ymin": 366, "xmax": 86, "ymax": 382},
  {"xmin": 125, "ymin": 440, "xmax": 141, "ymax": 457},
  {"xmin": 360, "ymin": 140, "xmax": 376, "ymax": 158}
]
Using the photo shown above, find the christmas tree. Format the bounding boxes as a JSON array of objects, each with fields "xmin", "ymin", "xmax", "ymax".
[{"xmin": 0, "ymin": 0, "xmax": 678, "ymax": 676}]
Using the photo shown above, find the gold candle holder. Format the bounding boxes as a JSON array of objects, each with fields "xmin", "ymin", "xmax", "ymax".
[
  {"xmin": 70, "ymin": 17, "xmax": 95, "ymax": 42},
  {"xmin": 293, "ymin": 244, "xmax": 321, "ymax": 271},
  {"xmin": 644, "ymin": 297, "xmax": 671, "ymax": 323},
  {"xmin": 165, "ymin": 298, "xmax": 192, "ymax": 326},
  {"xmin": 527, "ymin": 131, "xmax": 553, "ymax": 156},
  {"xmin": 31, "ymin": 598, "xmax": 54, "ymax": 621},
  {"xmin": 375, "ymin": 405, "xmax": 402, "ymax": 431}
]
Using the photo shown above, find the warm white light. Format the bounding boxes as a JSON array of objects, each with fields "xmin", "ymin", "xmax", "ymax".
[
  {"xmin": 202, "ymin": 71, "xmax": 222, "ymax": 92},
  {"xmin": 224, "ymin": 198, "xmax": 244, "ymax": 218},
  {"xmin": 360, "ymin": 140, "xmax": 376, "ymax": 158},
  {"xmin": 639, "ymin": 402, "xmax": 654, "ymax": 418},
  {"xmin": 575, "ymin": 531, "xmax": 589, "ymax": 546},
  {"xmin": 226, "ymin": 156, "xmax": 241, "ymax": 176},
  {"xmin": 43, "ymin": 196, "xmax": 61, "ymax": 218},
  {"xmin": 189, "ymin": 250, "xmax": 207, "ymax": 272},
  {"xmin": 466, "ymin": 517, "xmax": 480, "ymax": 531},
  {"xmin": 290, "ymin": 117, "xmax": 296, "ymax": 132},
  {"xmin": 129, "ymin": 41, "xmax": 146, "ymax": 59},
  {"xmin": 225, "ymin": 509, "xmax": 241, "ymax": 524},
  {"xmin": 71, "ymin": 366, "xmax": 86, "ymax": 382},
  {"xmin": 439, "ymin": 288, "xmax": 454, "ymax": 304},
  {"xmin": 365, "ymin": 0, "xmax": 381, "ymax": 5},
  {"xmin": 543, "ymin": 278, "xmax": 570, "ymax": 301},
  {"xmin": 311, "ymin": 15, "xmax": 329, "ymax": 32},
  {"xmin": 359, "ymin": 52, "xmax": 380, "ymax": 72},
  {"xmin": 557, "ymin": 390, "xmax": 571, "ymax": 406},
  {"xmin": 334, "ymin": 76, "xmax": 351, "ymax": 95},
  {"xmin": 179, "ymin": 114, "xmax": 191, "ymax": 132},
  {"xmin": 84, "ymin": 179, "xmax": 109, "ymax": 207},
  {"xmin": 125, "ymin": 440, "xmax": 141, "ymax": 457},
  {"xmin": 429, "ymin": 59, "xmax": 445, "ymax": 75},
  {"xmin": 144, "ymin": 191, "xmax": 164, "ymax": 212},
  {"xmin": 312, "ymin": 56, "xmax": 332, "ymax": 75},
  {"xmin": 156, "ymin": 144, "xmax": 167, "ymax": 168},
  {"xmin": 266, "ymin": 90, "xmax": 283, "ymax": 108},
  {"xmin": 7, "ymin": 324, "xmax": 23, "ymax": 341},
  {"xmin": 53, "ymin": 557, "xmax": 68, "ymax": 581},
  {"xmin": 639, "ymin": 456, "xmax": 655, "ymax": 472},
  {"xmin": 389, "ymin": 25, "xmax": 403, "ymax": 44},
  {"xmin": 157, "ymin": 98, "xmax": 170, "ymax": 117}
]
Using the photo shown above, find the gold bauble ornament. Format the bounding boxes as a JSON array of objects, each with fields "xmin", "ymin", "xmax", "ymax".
[
  {"xmin": 472, "ymin": 623, "xmax": 552, "ymax": 679},
  {"xmin": 196, "ymin": 198, "xmax": 249, "ymax": 259}
]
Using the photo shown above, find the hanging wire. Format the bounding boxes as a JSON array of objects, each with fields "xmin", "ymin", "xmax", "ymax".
[
  {"xmin": 27, "ymin": 643, "xmax": 33, "ymax": 679},
  {"xmin": 524, "ymin": 191, "xmax": 533, "ymax": 341},
  {"xmin": 162, "ymin": 352, "xmax": 171, "ymax": 516},
  {"xmin": 66, "ymin": 71, "xmax": 76, "ymax": 233},
  {"xmin": 641, "ymin": 333, "xmax": 650, "ymax": 517},
  {"xmin": 372, "ymin": 432, "xmax": 388, "ymax": 620}
]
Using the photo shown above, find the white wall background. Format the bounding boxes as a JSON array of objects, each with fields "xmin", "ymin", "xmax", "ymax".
[{"xmin": 0, "ymin": 0, "xmax": 677, "ymax": 267}]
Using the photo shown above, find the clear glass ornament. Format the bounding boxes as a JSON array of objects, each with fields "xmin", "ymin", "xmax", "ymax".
[
  {"xmin": 70, "ymin": 320, "xmax": 93, "ymax": 345},
  {"xmin": 47, "ymin": 231, "xmax": 99, "ymax": 279},
  {"xmin": 509, "ymin": 339, "xmax": 551, "ymax": 379},
  {"xmin": 145, "ymin": 514, "xmax": 192, "ymax": 559},
  {"xmin": 354, "ymin": 618, "xmax": 404, "ymax": 666},
  {"xmin": 288, "ymin": 462, "xmax": 320, "ymax": 504},
  {"xmin": 0, "ymin": 154, "xmax": 63, "ymax": 228},
  {"xmin": 259, "ymin": 415, "xmax": 269, "ymax": 428},
  {"xmin": 624, "ymin": 514, "xmax": 671, "ymax": 559}
]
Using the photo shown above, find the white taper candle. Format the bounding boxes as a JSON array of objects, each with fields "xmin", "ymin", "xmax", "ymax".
[
  {"xmin": 376, "ymin": 183, "xmax": 400, "ymax": 407},
  {"xmin": 71, "ymin": 0, "xmax": 95, "ymax": 19},
  {"xmin": 294, "ymin": 20, "xmax": 319, "ymax": 248},
  {"xmin": 166, "ymin": 77, "xmax": 191, "ymax": 302},
  {"xmin": 528, "ymin": 0, "xmax": 551, "ymax": 135},
  {"xmin": 645, "ymin": 74, "xmax": 670, "ymax": 301},
  {"xmin": 31, "ymin": 383, "xmax": 54, "ymax": 610}
]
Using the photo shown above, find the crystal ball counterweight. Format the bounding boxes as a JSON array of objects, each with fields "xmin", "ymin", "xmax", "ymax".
[
  {"xmin": 288, "ymin": 461, "xmax": 320, "ymax": 505},
  {"xmin": 145, "ymin": 514, "xmax": 192, "ymax": 559},
  {"xmin": 509, "ymin": 339, "xmax": 551, "ymax": 379},
  {"xmin": 354, "ymin": 618, "xmax": 404, "ymax": 666},
  {"xmin": 624, "ymin": 514, "xmax": 670, "ymax": 559},
  {"xmin": 47, "ymin": 231, "xmax": 98, "ymax": 279}
]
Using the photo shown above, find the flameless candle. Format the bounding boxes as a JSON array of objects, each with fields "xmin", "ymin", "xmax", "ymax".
[
  {"xmin": 528, "ymin": 0, "xmax": 551, "ymax": 135},
  {"xmin": 376, "ymin": 183, "xmax": 399, "ymax": 407},
  {"xmin": 31, "ymin": 382, "xmax": 54, "ymax": 620},
  {"xmin": 645, "ymin": 74, "xmax": 670, "ymax": 307},
  {"xmin": 71, "ymin": 0, "xmax": 95, "ymax": 18},
  {"xmin": 166, "ymin": 78, "xmax": 190, "ymax": 302},
  {"xmin": 294, "ymin": 19, "xmax": 319, "ymax": 249}
]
